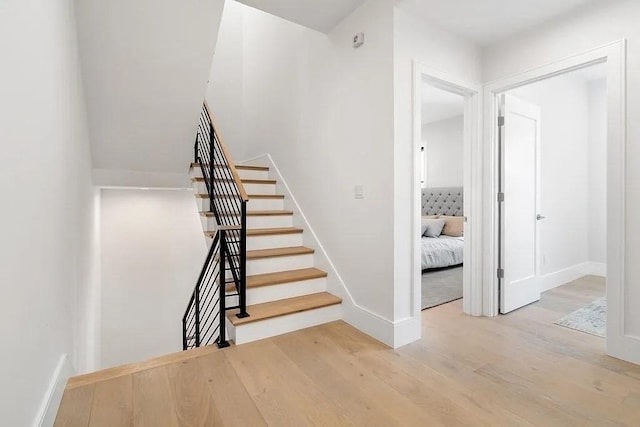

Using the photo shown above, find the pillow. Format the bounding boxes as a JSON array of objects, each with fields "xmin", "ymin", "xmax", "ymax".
[
  {"xmin": 440, "ymin": 215, "xmax": 464, "ymax": 237},
  {"xmin": 421, "ymin": 218, "xmax": 445, "ymax": 238},
  {"xmin": 420, "ymin": 215, "xmax": 440, "ymax": 235}
]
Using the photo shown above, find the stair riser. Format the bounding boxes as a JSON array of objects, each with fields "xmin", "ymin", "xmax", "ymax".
[
  {"xmin": 243, "ymin": 183, "xmax": 276, "ymax": 195},
  {"xmin": 190, "ymin": 167, "xmax": 203, "ymax": 179},
  {"xmin": 236, "ymin": 169, "xmax": 270, "ymax": 180},
  {"xmin": 245, "ymin": 198, "xmax": 284, "ymax": 211},
  {"xmin": 203, "ymin": 215, "xmax": 293, "ymax": 230},
  {"xmin": 195, "ymin": 197, "xmax": 210, "ymax": 213},
  {"xmin": 194, "ymin": 180, "xmax": 278, "ymax": 197},
  {"xmin": 195, "ymin": 196, "xmax": 284, "ymax": 212},
  {"xmin": 247, "ymin": 254, "xmax": 314, "ymax": 275},
  {"xmin": 247, "ymin": 233, "xmax": 302, "ymax": 251},
  {"xmin": 200, "ymin": 252, "xmax": 315, "ymax": 276},
  {"xmin": 226, "ymin": 277, "xmax": 327, "ymax": 306},
  {"xmin": 227, "ymin": 304, "xmax": 341, "ymax": 345}
]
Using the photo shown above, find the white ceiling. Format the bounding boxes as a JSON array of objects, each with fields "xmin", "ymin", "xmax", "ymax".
[
  {"xmin": 399, "ymin": 0, "xmax": 602, "ymax": 46},
  {"xmin": 237, "ymin": 0, "xmax": 605, "ymax": 44},
  {"xmin": 236, "ymin": 0, "xmax": 367, "ymax": 33},
  {"xmin": 422, "ymin": 83, "xmax": 465, "ymax": 125}
]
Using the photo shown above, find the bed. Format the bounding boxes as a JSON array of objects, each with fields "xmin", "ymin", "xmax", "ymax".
[{"xmin": 421, "ymin": 187, "xmax": 464, "ymax": 270}]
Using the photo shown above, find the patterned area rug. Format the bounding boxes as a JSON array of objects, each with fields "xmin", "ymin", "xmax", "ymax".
[
  {"xmin": 554, "ymin": 297, "xmax": 606, "ymax": 337},
  {"xmin": 421, "ymin": 266, "xmax": 463, "ymax": 310}
]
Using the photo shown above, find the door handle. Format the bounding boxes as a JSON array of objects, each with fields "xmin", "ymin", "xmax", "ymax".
[{"xmin": 536, "ymin": 214, "xmax": 546, "ymax": 220}]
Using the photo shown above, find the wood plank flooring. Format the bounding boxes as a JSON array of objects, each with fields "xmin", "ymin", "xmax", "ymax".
[{"xmin": 55, "ymin": 276, "xmax": 640, "ymax": 426}]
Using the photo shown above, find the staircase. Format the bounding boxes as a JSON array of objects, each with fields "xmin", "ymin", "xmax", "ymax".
[{"xmin": 185, "ymin": 103, "xmax": 341, "ymax": 346}]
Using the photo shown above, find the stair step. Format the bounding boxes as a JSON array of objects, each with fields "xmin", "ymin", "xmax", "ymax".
[
  {"xmin": 227, "ymin": 292, "xmax": 341, "ymax": 326},
  {"xmin": 248, "ymin": 194, "xmax": 284, "ymax": 199},
  {"xmin": 247, "ymin": 227, "xmax": 303, "ymax": 236},
  {"xmin": 195, "ymin": 193, "xmax": 284, "ymax": 200},
  {"xmin": 190, "ymin": 162, "xmax": 268, "ymax": 172},
  {"xmin": 242, "ymin": 178, "xmax": 276, "ymax": 185},
  {"xmin": 224, "ymin": 267, "xmax": 327, "ymax": 293},
  {"xmin": 205, "ymin": 210, "xmax": 292, "ymax": 217},
  {"xmin": 247, "ymin": 246, "xmax": 314, "ymax": 260},
  {"xmin": 199, "ymin": 243, "xmax": 314, "ymax": 260},
  {"xmin": 191, "ymin": 177, "xmax": 275, "ymax": 185},
  {"xmin": 204, "ymin": 226, "xmax": 302, "ymax": 237},
  {"xmin": 236, "ymin": 165, "xmax": 269, "ymax": 171},
  {"xmin": 246, "ymin": 268, "xmax": 327, "ymax": 288}
]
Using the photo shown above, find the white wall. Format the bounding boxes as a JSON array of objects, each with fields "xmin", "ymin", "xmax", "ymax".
[
  {"xmin": 588, "ymin": 79, "xmax": 607, "ymax": 264},
  {"xmin": 0, "ymin": 0, "xmax": 94, "ymax": 424},
  {"xmin": 482, "ymin": 0, "xmax": 640, "ymax": 357},
  {"xmin": 392, "ymin": 6, "xmax": 483, "ymax": 343},
  {"xmin": 208, "ymin": 0, "xmax": 245, "ymax": 161},
  {"xmin": 75, "ymin": 0, "xmax": 225, "ymax": 181},
  {"xmin": 423, "ymin": 115, "xmax": 464, "ymax": 188},
  {"xmin": 208, "ymin": 0, "xmax": 398, "ymax": 344},
  {"xmin": 99, "ymin": 189, "xmax": 206, "ymax": 369}
]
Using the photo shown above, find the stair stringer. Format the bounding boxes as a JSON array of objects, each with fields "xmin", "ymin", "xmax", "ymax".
[{"xmin": 238, "ymin": 154, "xmax": 398, "ymax": 347}]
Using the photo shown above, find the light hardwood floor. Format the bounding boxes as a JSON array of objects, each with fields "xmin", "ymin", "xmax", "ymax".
[{"xmin": 55, "ymin": 276, "xmax": 640, "ymax": 426}]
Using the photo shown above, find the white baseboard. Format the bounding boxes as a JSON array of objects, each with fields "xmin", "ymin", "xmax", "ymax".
[
  {"xmin": 34, "ymin": 354, "xmax": 74, "ymax": 427},
  {"xmin": 241, "ymin": 154, "xmax": 399, "ymax": 348},
  {"xmin": 540, "ymin": 261, "xmax": 607, "ymax": 293}
]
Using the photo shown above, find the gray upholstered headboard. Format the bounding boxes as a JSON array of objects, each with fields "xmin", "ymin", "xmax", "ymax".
[{"xmin": 422, "ymin": 187, "xmax": 464, "ymax": 216}]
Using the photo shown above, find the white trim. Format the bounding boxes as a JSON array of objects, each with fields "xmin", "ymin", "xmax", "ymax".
[
  {"xmin": 539, "ymin": 262, "xmax": 607, "ymax": 293},
  {"xmin": 483, "ymin": 40, "xmax": 639, "ymax": 364},
  {"xmin": 239, "ymin": 154, "xmax": 398, "ymax": 347},
  {"xmin": 412, "ymin": 62, "xmax": 484, "ymax": 320},
  {"xmin": 34, "ymin": 354, "xmax": 74, "ymax": 427},
  {"xmin": 588, "ymin": 262, "xmax": 607, "ymax": 277}
]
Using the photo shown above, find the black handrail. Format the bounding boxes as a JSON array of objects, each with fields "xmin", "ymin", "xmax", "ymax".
[{"xmin": 182, "ymin": 103, "xmax": 249, "ymax": 351}]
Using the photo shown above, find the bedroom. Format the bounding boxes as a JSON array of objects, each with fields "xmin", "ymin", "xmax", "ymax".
[{"xmin": 419, "ymin": 84, "xmax": 467, "ymax": 310}]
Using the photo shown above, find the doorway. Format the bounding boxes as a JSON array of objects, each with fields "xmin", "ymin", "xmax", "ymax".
[
  {"xmin": 412, "ymin": 63, "xmax": 483, "ymax": 319},
  {"xmin": 498, "ymin": 64, "xmax": 608, "ymax": 338},
  {"xmin": 483, "ymin": 40, "xmax": 628, "ymax": 359}
]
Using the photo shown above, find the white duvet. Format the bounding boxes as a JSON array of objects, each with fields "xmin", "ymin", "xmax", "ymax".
[{"xmin": 421, "ymin": 236, "xmax": 464, "ymax": 270}]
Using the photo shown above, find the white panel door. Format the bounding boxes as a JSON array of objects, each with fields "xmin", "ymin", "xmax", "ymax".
[{"xmin": 499, "ymin": 95, "xmax": 542, "ymax": 314}]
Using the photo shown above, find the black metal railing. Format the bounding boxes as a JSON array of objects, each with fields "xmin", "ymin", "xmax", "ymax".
[{"xmin": 182, "ymin": 103, "xmax": 249, "ymax": 350}]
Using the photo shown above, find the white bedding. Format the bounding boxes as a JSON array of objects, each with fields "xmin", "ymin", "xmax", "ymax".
[{"xmin": 421, "ymin": 236, "xmax": 464, "ymax": 270}]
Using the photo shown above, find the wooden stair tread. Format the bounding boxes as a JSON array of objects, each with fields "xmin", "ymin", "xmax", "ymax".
[
  {"xmin": 227, "ymin": 292, "xmax": 341, "ymax": 326},
  {"xmin": 248, "ymin": 210, "xmax": 292, "ymax": 216},
  {"xmin": 225, "ymin": 268, "xmax": 328, "ymax": 293},
  {"xmin": 247, "ymin": 227, "xmax": 303, "ymax": 236},
  {"xmin": 235, "ymin": 165, "xmax": 269, "ymax": 171},
  {"xmin": 195, "ymin": 193, "xmax": 284, "ymax": 200},
  {"xmin": 190, "ymin": 177, "xmax": 275, "ymax": 185},
  {"xmin": 198, "ymin": 244, "xmax": 314, "ymax": 259},
  {"xmin": 190, "ymin": 162, "xmax": 268, "ymax": 172},
  {"xmin": 247, "ymin": 246, "xmax": 314, "ymax": 259},
  {"xmin": 248, "ymin": 194, "xmax": 284, "ymax": 199},
  {"xmin": 247, "ymin": 268, "xmax": 327, "ymax": 288},
  {"xmin": 200, "ymin": 210, "xmax": 292, "ymax": 218},
  {"xmin": 242, "ymin": 178, "xmax": 276, "ymax": 184}
]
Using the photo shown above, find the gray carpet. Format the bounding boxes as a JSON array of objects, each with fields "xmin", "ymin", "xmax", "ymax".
[
  {"xmin": 554, "ymin": 297, "xmax": 606, "ymax": 337},
  {"xmin": 421, "ymin": 266, "xmax": 463, "ymax": 310}
]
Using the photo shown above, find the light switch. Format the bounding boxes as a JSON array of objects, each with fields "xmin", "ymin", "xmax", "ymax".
[{"xmin": 354, "ymin": 185, "xmax": 364, "ymax": 199}]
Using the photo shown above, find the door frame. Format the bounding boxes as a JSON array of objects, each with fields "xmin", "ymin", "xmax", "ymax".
[
  {"xmin": 483, "ymin": 40, "xmax": 633, "ymax": 361},
  {"xmin": 413, "ymin": 61, "xmax": 483, "ymax": 317}
]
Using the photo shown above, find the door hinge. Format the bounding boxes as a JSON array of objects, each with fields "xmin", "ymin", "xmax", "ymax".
[
  {"xmin": 497, "ymin": 268, "xmax": 504, "ymax": 279},
  {"xmin": 497, "ymin": 192, "xmax": 505, "ymax": 203},
  {"xmin": 498, "ymin": 116, "xmax": 505, "ymax": 126}
]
